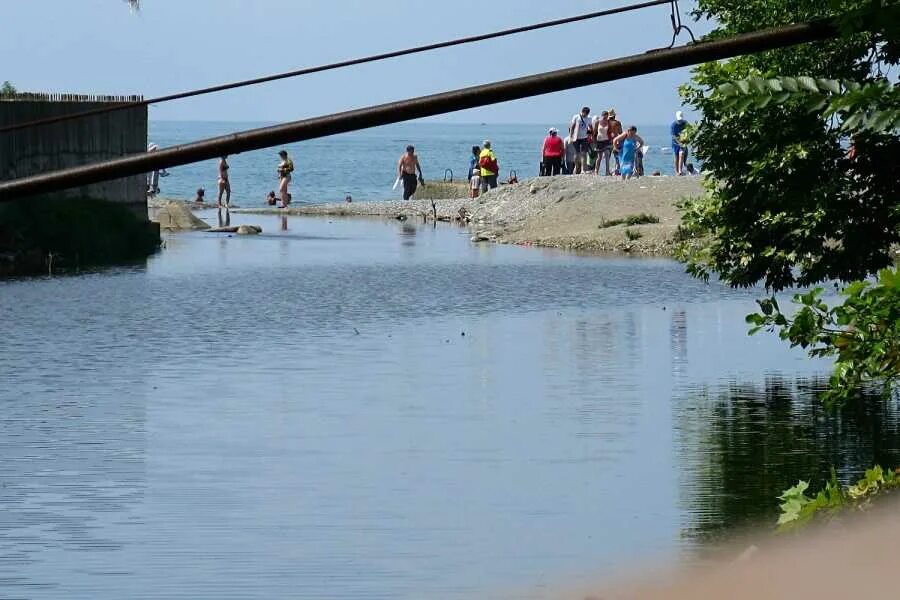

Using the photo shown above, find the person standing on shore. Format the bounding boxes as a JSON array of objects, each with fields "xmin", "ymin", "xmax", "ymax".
[
  {"xmin": 541, "ymin": 128, "xmax": 564, "ymax": 176},
  {"xmin": 592, "ymin": 110, "xmax": 613, "ymax": 176},
  {"xmin": 607, "ymin": 109, "xmax": 623, "ymax": 174},
  {"xmin": 478, "ymin": 141, "xmax": 499, "ymax": 192},
  {"xmin": 469, "ymin": 163, "xmax": 481, "ymax": 199},
  {"xmin": 467, "ymin": 145, "xmax": 480, "ymax": 184},
  {"xmin": 613, "ymin": 126, "xmax": 645, "ymax": 180},
  {"xmin": 563, "ymin": 136, "xmax": 576, "ymax": 174},
  {"xmin": 568, "ymin": 106, "xmax": 592, "ymax": 174},
  {"xmin": 217, "ymin": 156, "xmax": 231, "ymax": 208},
  {"xmin": 397, "ymin": 145, "xmax": 424, "ymax": 201},
  {"xmin": 277, "ymin": 150, "xmax": 294, "ymax": 208},
  {"xmin": 671, "ymin": 110, "xmax": 689, "ymax": 175}
]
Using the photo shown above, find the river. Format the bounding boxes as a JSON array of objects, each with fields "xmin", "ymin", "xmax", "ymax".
[{"xmin": 2, "ymin": 212, "xmax": 898, "ymax": 599}]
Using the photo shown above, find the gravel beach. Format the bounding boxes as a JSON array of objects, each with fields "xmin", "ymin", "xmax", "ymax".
[{"xmin": 213, "ymin": 175, "xmax": 704, "ymax": 255}]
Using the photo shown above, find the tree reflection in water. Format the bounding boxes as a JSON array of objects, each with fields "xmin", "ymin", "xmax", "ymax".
[{"xmin": 675, "ymin": 377, "xmax": 900, "ymax": 541}]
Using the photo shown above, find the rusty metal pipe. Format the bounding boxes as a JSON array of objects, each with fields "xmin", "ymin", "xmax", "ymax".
[{"xmin": 0, "ymin": 17, "xmax": 844, "ymax": 201}]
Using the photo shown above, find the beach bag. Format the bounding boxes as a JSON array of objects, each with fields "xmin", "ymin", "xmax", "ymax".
[{"xmin": 479, "ymin": 155, "xmax": 498, "ymax": 174}]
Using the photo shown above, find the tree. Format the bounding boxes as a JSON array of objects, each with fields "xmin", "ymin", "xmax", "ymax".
[
  {"xmin": 677, "ymin": 0, "xmax": 900, "ymax": 403},
  {"xmin": 0, "ymin": 81, "xmax": 16, "ymax": 96}
]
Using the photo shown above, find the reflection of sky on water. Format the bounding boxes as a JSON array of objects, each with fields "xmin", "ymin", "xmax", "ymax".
[{"xmin": 2, "ymin": 214, "xmax": 893, "ymax": 599}]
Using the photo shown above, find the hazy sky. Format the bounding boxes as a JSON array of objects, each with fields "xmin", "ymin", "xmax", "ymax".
[{"xmin": 0, "ymin": 0, "xmax": 712, "ymax": 125}]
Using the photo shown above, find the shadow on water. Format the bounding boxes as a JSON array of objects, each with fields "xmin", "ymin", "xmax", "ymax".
[{"xmin": 675, "ymin": 376, "xmax": 900, "ymax": 541}]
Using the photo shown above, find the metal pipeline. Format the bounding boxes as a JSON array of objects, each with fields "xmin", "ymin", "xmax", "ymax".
[{"xmin": 0, "ymin": 16, "xmax": 846, "ymax": 201}]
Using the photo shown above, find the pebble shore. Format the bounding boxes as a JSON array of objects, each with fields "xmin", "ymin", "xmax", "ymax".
[{"xmin": 173, "ymin": 175, "xmax": 706, "ymax": 255}]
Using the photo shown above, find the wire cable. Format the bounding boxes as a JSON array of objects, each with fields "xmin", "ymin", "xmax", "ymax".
[
  {"xmin": 667, "ymin": 0, "xmax": 697, "ymax": 48},
  {"xmin": 0, "ymin": 13, "xmax": 861, "ymax": 201},
  {"xmin": 0, "ymin": 0, "xmax": 672, "ymax": 134}
]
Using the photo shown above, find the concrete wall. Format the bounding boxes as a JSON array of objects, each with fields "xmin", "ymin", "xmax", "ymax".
[{"xmin": 0, "ymin": 94, "xmax": 148, "ymax": 216}]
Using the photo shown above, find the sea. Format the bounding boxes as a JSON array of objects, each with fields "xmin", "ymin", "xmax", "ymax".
[{"xmin": 148, "ymin": 121, "xmax": 682, "ymax": 204}]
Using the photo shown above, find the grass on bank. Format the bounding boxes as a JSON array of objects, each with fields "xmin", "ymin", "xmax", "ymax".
[
  {"xmin": 0, "ymin": 196, "xmax": 160, "ymax": 275},
  {"xmin": 599, "ymin": 213, "xmax": 660, "ymax": 228}
]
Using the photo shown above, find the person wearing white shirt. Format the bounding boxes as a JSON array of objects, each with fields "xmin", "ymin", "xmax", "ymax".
[{"xmin": 567, "ymin": 106, "xmax": 592, "ymax": 174}]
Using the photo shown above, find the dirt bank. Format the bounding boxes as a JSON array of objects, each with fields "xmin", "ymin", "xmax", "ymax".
[{"xmin": 470, "ymin": 175, "xmax": 704, "ymax": 254}]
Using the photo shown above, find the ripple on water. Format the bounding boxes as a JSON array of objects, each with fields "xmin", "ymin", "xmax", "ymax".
[{"xmin": 2, "ymin": 216, "xmax": 895, "ymax": 599}]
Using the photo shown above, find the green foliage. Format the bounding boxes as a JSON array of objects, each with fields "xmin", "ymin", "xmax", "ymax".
[
  {"xmin": 777, "ymin": 465, "xmax": 900, "ymax": 531},
  {"xmin": 679, "ymin": 0, "xmax": 900, "ymax": 292},
  {"xmin": 624, "ymin": 228, "xmax": 643, "ymax": 241},
  {"xmin": 599, "ymin": 213, "xmax": 660, "ymax": 228},
  {"xmin": 0, "ymin": 80, "xmax": 16, "ymax": 96},
  {"xmin": 747, "ymin": 267, "xmax": 900, "ymax": 405},
  {"xmin": 716, "ymin": 77, "xmax": 900, "ymax": 133},
  {"xmin": 678, "ymin": 0, "xmax": 900, "ymax": 403}
]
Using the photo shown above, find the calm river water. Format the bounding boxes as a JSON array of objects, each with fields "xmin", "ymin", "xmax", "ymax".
[{"xmin": 2, "ymin": 213, "xmax": 899, "ymax": 599}]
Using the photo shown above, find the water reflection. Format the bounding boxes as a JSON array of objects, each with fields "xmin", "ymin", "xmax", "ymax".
[
  {"xmin": 0, "ymin": 371, "xmax": 147, "ymax": 592},
  {"xmin": 400, "ymin": 223, "xmax": 417, "ymax": 247},
  {"xmin": 216, "ymin": 207, "xmax": 231, "ymax": 228},
  {"xmin": 0, "ymin": 214, "xmax": 874, "ymax": 599},
  {"xmin": 676, "ymin": 377, "xmax": 900, "ymax": 540}
]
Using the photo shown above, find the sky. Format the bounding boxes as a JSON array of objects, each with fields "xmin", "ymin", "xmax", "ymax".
[{"xmin": 0, "ymin": 0, "xmax": 713, "ymax": 126}]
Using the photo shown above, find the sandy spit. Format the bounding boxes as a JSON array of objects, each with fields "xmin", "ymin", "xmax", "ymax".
[{"xmin": 227, "ymin": 175, "xmax": 705, "ymax": 255}]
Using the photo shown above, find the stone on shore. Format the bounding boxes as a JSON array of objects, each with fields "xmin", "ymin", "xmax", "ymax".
[
  {"xmin": 236, "ymin": 225, "xmax": 262, "ymax": 235},
  {"xmin": 151, "ymin": 201, "xmax": 209, "ymax": 231}
]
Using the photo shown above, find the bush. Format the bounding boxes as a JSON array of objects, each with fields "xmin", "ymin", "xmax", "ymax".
[{"xmin": 599, "ymin": 213, "xmax": 660, "ymax": 228}]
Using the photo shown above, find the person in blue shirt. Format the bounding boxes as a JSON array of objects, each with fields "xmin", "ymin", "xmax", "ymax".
[
  {"xmin": 671, "ymin": 111, "xmax": 689, "ymax": 175},
  {"xmin": 612, "ymin": 126, "xmax": 645, "ymax": 180},
  {"xmin": 467, "ymin": 145, "xmax": 480, "ymax": 186}
]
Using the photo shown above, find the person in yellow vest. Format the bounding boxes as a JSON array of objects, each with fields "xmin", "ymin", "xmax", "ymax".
[{"xmin": 478, "ymin": 140, "xmax": 499, "ymax": 193}]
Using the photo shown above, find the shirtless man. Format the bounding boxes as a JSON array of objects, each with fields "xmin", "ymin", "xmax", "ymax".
[
  {"xmin": 217, "ymin": 156, "xmax": 231, "ymax": 208},
  {"xmin": 397, "ymin": 145, "xmax": 424, "ymax": 201}
]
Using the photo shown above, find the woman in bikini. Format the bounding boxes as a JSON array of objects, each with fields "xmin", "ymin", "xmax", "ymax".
[
  {"xmin": 277, "ymin": 150, "xmax": 294, "ymax": 208},
  {"xmin": 217, "ymin": 156, "xmax": 231, "ymax": 207}
]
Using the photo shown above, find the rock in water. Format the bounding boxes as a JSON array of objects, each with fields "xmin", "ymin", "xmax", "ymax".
[
  {"xmin": 151, "ymin": 201, "xmax": 209, "ymax": 231},
  {"xmin": 236, "ymin": 225, "xmax": 262, "ymax": 235}
]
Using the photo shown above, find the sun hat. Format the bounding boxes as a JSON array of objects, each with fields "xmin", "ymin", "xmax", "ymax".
[{"xmin": 675, "ymin": 110, "xmax": 685, "ymax": 121}]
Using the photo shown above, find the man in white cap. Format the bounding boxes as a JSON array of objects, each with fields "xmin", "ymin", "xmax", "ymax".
[{"xmin": 671, "ymin": 110, "xmax": 689, "ymax": 175}]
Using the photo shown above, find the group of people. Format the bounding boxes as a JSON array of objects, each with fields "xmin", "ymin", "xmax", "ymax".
[
  {"xmin": 394, "ymin": 141, "xmax": 503, "ymax": 202},
  {"xmin": 465, "ymin": 141, "xmax": 501, "ymax": 199},
  {"xmin": 159, "ymin": 109, "xmax": 693, "ymax": 209},
  {"xmin": 541, "ymin": 108, "xmax": 691, "ymax": 180},
  {"xmin": 193, "ymin": 149, "xmax": 295, "ymax": 208}
]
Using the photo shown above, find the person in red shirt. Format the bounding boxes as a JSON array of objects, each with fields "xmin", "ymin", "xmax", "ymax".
[{"xmin": 541, "ymin": 127, "xmax": 564, "ymax": 176}]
